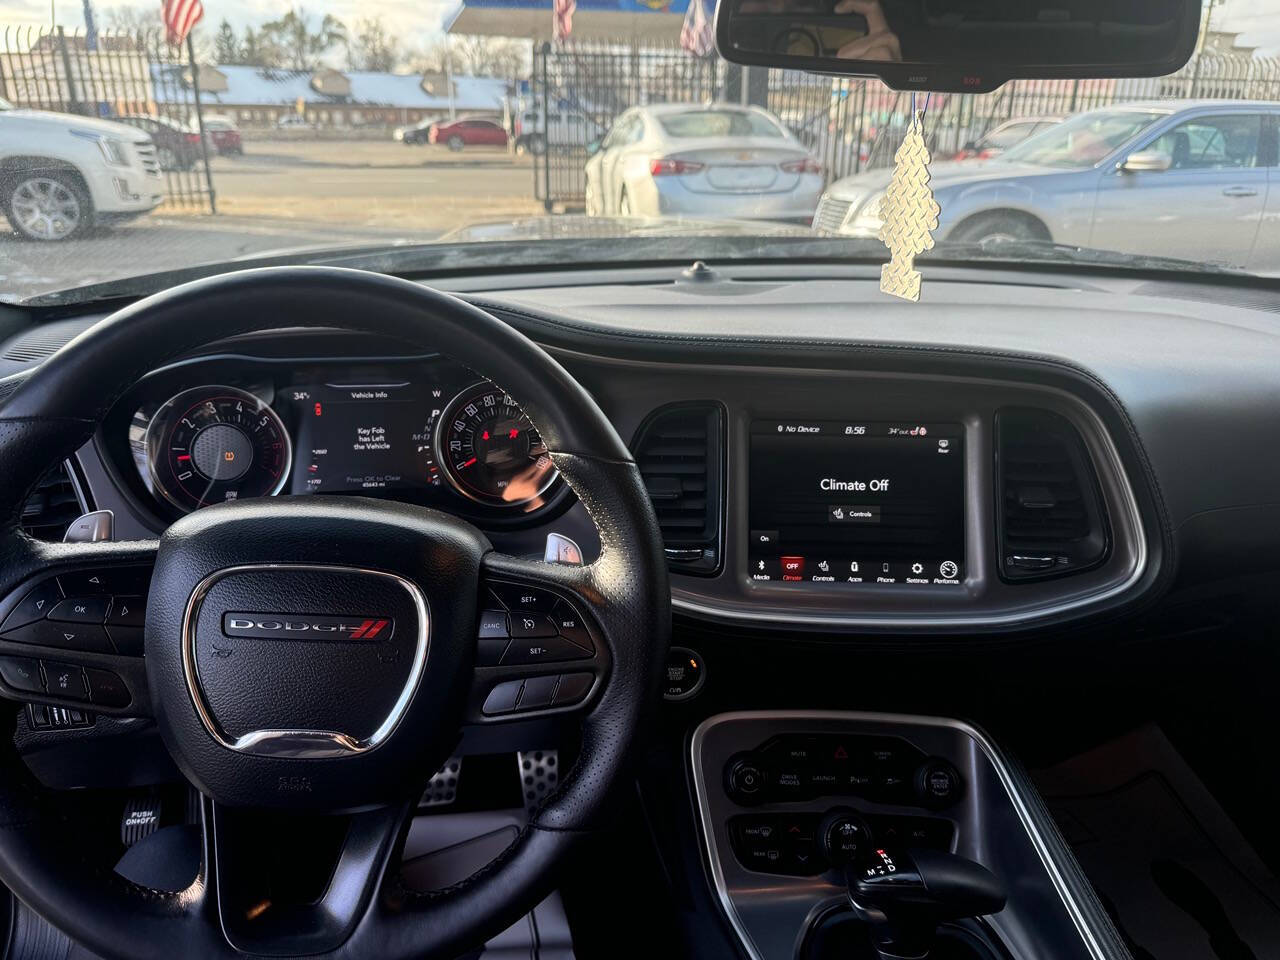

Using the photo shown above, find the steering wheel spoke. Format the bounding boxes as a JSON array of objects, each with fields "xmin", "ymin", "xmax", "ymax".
[
  {"xmin": 468, "ymin": 552, "xmax": 609, "ymax": 725},
  {"xmin": 0, "ymin": 536, "xmax": 157, "ymax": 717}
]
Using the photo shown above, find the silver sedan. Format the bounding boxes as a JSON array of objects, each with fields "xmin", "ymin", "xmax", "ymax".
[
  {"xmin": 585, "ymin": 103, "xmax": 824, "ymax": 224},
  {"xmin": 816, "ymin": 100, "xmax": 1280, "ymax": 274}
]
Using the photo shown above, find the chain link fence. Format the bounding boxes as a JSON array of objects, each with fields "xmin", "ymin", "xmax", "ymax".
[
  {"xmin": 531, "ymin": 41, "xmax": 1280, "ymax": 209},
  {"xmin": 0, "ymin": 25, "xmax": 216, "ymax": 211}
]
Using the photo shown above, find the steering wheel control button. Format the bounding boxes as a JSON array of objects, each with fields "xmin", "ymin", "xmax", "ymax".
[
  {"xmin": 0, "ymin": 656, "xmax": 44, "ymax": 694},
  {"xmin": 0, "ymin": 620, "xmax": 113, "ymax": 653},
  {"xmin": 41, "ymin": 661, "xmax": 88, "ymax": 701},
  {"xmin": 84, "ymin": 668, "xmax": 131, "ymax": 708},
  {"xmin": 663, "ymin": 646, "xmax": 705, "ymax": 700},
  {"xmin": 501, "ymin": 636, "xmax": 591, "ymax": 666},
  {"xmin": 107, "ymin": 626, "xmax": 145, "ymax": 657},
  {"xmin": 57, "ymin": 567, "xmax": 151, "ymax": 597},
  {"xmin": 105, "ymin": 596, "xmax": 145, "ymax": 629},
  {"xmin": 552, "ymin": 672, "xmax": 593, "ymax": 706},
  {"xmin": 490, "ymin": 583, "xmax": 557, "ymax": 614},
  {"xmin": 48, "ymin": 595, "xmax": 111, "ymax": 624},
  {"xmin": 550, "ymin": 601, "xmax": 593, "ymax": 651},
  {"xmin": 0, "ymin": 579, "xmax": 64, "ymax": 632},
  {"xmin": 476, "ymin": 636, "xmax": 509, "ymax": 667},
  {"xmin": 482, "ymin": 679, "xmax": 524, "ymax": 715},
  {"xmin": 478, "ymin": 610, "xmax": 509, "ymax": 638},
  {"xmin": 519, "ymin": 674, "xmax": 560, "ymax": 710},
  {"xmin": 508, "ymin": 613, "xmax": 557, "ymax": 639}
]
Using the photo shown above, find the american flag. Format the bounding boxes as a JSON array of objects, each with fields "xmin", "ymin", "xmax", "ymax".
[
  {"xmin": 553, "ymin": 0, "xmax": 575, "ymax": 43},
  {"xmin": 162, "ymin": 0, "xmax": 204, "ymax": 47},
  {"xmin": 680, "ymin": 0, "xmax": 714, "ymax": 57}
]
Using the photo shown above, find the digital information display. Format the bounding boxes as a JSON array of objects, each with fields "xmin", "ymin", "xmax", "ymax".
[
  {"xmin": 287, "ymin": 381, "xmax": 445, "ymax": 494},
  {"xmin": 748, "ymin": 420, "xmax": 965, "ymax": 587}
]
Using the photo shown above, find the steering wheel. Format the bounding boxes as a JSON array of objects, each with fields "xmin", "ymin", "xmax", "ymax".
[{"xmin": 0, "ymin": 267, "xmax": 670, "ymax": 959}]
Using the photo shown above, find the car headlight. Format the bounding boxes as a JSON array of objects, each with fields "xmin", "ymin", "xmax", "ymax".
[
  {"xmin": 850, "ymin": 191, "xmax": 884, "ymax": 231},
  {"xmin": 70, "ymin": 129, "xmax": 129, "ymax": 166}
]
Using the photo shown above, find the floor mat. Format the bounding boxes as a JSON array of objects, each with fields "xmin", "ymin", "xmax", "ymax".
[{"xmin": 1034, "ymin": 724, "xmax": 1280, "ymax": 960}]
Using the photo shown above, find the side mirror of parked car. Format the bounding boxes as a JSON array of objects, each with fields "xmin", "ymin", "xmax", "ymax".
[
  {"xmin": 586, "ymin": 138, "xmax": 602, "ymax": 156},
  {"xmin": 1120, "ymin": 150, "xmax": 1173, "ymax": 173}
]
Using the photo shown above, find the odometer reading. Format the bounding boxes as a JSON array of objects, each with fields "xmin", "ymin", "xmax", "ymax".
[
  {"xmin": 436, "ymin": 383, "xmax": 557, "ymax": 506},
  {"xmin": 146, "ymin": 386, "xmax": 291, "ymax": 511}
]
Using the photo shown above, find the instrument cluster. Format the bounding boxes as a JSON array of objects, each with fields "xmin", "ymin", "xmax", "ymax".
[{"xmin": 115, "ymin": 356, "xmax": 565, "ymax": 524}]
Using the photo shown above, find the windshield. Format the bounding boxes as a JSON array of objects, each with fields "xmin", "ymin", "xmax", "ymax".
[
  {"xmin": 1000, "ymin": 109, "xmax": 1166, "ymax": 167},
  {"xmin": 1, "ymin": 0, "xmax": 1278, "ymax": 304}
]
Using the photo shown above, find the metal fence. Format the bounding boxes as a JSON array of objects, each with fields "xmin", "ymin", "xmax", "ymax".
[
  {"xmin": 0, "ymin": 25, "xmax": 216, "ymax": 211},
  {"xmin": 531, "ymin": 42, "xmax": 1280, "ymax": 209}
]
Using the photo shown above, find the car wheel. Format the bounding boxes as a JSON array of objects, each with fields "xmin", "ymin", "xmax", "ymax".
[
  {"xmin": 949, "ymin": 210, "xmax": 1049, "ymax": 246},
  {"xmin": 6, "ymin": 171, "xmax": 91, "ymax": 241},
  {"xmin": 157, "ymin": 146, "xmax": 179, "ymax": 170},
  {"xmin": 528, "ymin": 134, "xmax": 547, "ymax": 156},
  {"xmin": 447, "ymin": 135, "xmax": 465, "ymax": 151}
]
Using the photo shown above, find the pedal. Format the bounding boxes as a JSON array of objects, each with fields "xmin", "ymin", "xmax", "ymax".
[
  {"xmin": 516, "ymin": 749, "xmax": 559, "ymax": 814},
  {"xmin": 121, "ymin": 791, "xmax": 162, "ymax": 847},
  {"xmin": 421, "ymin": 756, "xmax": 462, "ymax": 807}
]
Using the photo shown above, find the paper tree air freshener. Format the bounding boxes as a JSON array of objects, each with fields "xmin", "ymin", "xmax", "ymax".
[{"xmin": 879, "ymin": 110, "xmax": 940, "ymax": 302}]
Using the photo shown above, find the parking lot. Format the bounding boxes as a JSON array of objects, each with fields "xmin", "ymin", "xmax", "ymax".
[{"xmin": 1, "ymin": 140, "xmax": 546, "ymax": 302}]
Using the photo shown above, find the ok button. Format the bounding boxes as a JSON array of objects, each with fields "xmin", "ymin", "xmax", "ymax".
[
  {"xmin": 508, "ymin": 613, "xmax": 557, "ymax": 639},
  {"xmin": 48, "ymin": 596, "xmax": 110, "ymax": 624}
]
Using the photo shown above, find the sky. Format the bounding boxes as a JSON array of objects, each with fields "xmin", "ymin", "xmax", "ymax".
[{"xmin": 1, "ymin": 0, "xmax": 1278, "ymax": 60}]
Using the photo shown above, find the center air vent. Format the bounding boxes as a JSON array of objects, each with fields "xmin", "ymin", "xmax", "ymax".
[
  {"xmin": 21, "ymin": 462, "xmax": 85, "ymax": 542},
  {"xmin": 631, "ymin": 403, "xmax": 724, "ymax": 576},
  {"xmin": 995, "ymin": 409, "xmax": 1109, "ymax": 581}
]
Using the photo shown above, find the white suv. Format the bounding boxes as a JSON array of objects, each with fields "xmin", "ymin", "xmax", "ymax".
[{"xmin": 0, "ymin": 97, "xmax": 163, "ymax": 241}]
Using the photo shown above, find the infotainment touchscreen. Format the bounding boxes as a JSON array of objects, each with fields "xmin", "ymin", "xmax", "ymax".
[{"xmin": 748, "ymin": 420, "xmax": 964, "ymax": 586}]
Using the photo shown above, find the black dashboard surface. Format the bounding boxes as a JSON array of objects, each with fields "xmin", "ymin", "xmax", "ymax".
[{"xmin": 4, "ymin": 261, "xmax": 1279, "ymax": 631}]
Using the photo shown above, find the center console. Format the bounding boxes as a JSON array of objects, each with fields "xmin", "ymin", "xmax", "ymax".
[{"xmin": 690, "ymin": 712, "xmax": 1116, "ymax": 960}]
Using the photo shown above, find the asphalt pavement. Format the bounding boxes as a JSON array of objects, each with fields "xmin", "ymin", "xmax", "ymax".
[{"xmin": 1, "ymin": 140, "xmax": 545, "ymax": 304}]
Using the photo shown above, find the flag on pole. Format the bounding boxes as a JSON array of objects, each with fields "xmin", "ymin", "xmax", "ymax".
[
  {"xmin": 162, "ymin": 0, "xmax": 204, "ymax": 47},
  {"xmin": 680, "ymin": 0, "xmax": 714, "ymax": 57},
  {"xmin": 553, "ymin": 0, "xmax": 575, "ymax": 43}
]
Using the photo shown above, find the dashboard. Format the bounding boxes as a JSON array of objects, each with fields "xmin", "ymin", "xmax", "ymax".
[{"xmin": 14, "ymin": 258, "xmax": 1280, "ymax": 637}]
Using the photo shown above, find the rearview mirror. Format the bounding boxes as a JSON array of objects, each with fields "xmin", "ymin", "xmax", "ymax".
[
  {"xmin": 714, "ymin": 0, "xmax": 1201, "ymax": 94},
  {"xmin": 1120, "ymin": 149, "xmax": 1173, "ymax": 173}
]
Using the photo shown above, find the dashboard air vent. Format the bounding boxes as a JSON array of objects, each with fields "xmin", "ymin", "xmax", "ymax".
[
  {"xmin": 632, "ymin": 403, "xmax": 724, "ymax": 576},
  {"xmin": 21, "ymin": 462, "xmax": 85, "ymax": 541},
  {"xmin": 995, "ymin": 409, "xmax": 1109, "ymax": 581}
]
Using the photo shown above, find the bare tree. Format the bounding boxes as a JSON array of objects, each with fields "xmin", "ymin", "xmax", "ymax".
[
  {"xmin": 409, "ymin": 35, "xmax": 528, "ymax": 78},
  {"xmin": 346, "ymin": 17, "xmax": 401, "ymax": 72},
  {"xmin": 260, "ymin": 7, "xmax": 348, "ymax": 71}
]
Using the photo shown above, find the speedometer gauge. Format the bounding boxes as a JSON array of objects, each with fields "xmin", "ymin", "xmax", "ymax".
[
  {"xmin": 145, "ymin": 386, "xmax": 291, "ymax": 511},
  {"xmin": 436, "ymin": 383, "xmax": 558, "ymax": 507}
]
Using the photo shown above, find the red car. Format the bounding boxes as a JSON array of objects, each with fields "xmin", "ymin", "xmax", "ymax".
[
  {"xmin": 429, "ymin": 117, "xmax": 509, "ymax": 151},
  {"xmin": 202, "ymin": 116, "xmax": 244, "ymax": 156}
]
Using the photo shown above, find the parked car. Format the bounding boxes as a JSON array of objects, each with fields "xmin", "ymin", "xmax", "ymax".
[
  {"xmin": 952, "ymin": 115, "xmax": 1065, "ymax": 161},
  {"xmin": 275, "ymin": 114, "xmax": 313, "ymax": 130},
  {"xmin": 116, "ymin": 115, "xmax": 202, "ymax": 170},
  {"xmin": 584, "ymin": 103, "xmax": 824, "ymax": 223},
  {"xmin": 394, "ymin": 119, "xmax": 434, "ymax": 145},
  {"xmin": 515, "ymin": 108, "xmax": 604, "ymax": 155},
  {"xmin": 201, "ymin": 116, "xmax": 243, "ymax": 156},
  {"xmin": 429, "ymin": 118, "xmax": 508, "ymax": 151},
  {"xmin": 0, "ymin": 97, "xmax": 162, "ymax": 240},
  {"xmin": 815, "ymin": 100, "xmax": 1280, "ymax": 273}
]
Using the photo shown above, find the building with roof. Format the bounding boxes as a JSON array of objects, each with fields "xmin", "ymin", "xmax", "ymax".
[{"xmin": 151, "ymin": 63, "xmax": 509, "ymax": 128}]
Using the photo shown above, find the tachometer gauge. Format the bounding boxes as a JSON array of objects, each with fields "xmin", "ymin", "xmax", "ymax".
[
  {"xmin": 436, "ymin": 382, "xmax": 558, "ymax": 507},
  {"xmin": 145, "ymin": 386, "xmax": 291, "ymax": 511}
]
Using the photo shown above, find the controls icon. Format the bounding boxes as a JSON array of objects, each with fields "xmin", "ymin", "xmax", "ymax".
[{"xmin": 818, "ymin": 560, "xmax": 830, "ymax": 573}]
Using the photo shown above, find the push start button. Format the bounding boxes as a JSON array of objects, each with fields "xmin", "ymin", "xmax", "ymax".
[{"xmin": 663, "ymin": 646, "xmax": 705, "ymax": 701}]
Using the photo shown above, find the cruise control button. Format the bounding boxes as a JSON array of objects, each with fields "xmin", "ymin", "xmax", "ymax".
[
  {"xmin": 552, "ymin": 672, "xmax": 593, "ymax": 705},
  {"xmin": 84, "ymin": 668, "xmax": 130, "ymax": 708},
  {"xmin": 490, "ymin": 584, "xmax": 557, "ymax": 613},
  {"xmin": 518, "ymin": 675, "xmax": 559, "ymax": 709},
  {"xmin": 41, "ymin": 661, "xmax": 88, "ymax": 701},
  {"xmin": 550, "ymin": 600, "xmax": 593, "ymax": 651},
  {"xmin": 0, "ymin": 620, "xmax": 113, "ymax": 653},
  {"xmin": 105, "ymin": 596, "xmax": 145, "ymax": 629},
  {"xmin": 482, "ymin": 680, "xmax": 524, "ymax": 715},
  {"xmin": 0, "ymin": 656, "xmax": 43, "ymax": 694},
  {"xmin": 507, "ymin": 613, "xmax": 557, "ymax": 639},
  {"xmin": 478, "ymin": 610, "xmax": 509, "ymax": 638},
  {"xmin": 48, "ymin": 596, "xmax": 110, "ymax": 624},
  {"xmin": 501, "ymin": 636, "xmax": 592, "ymax": 666},
  {"xmin": 476, "ymin": 636, "xmax": 509, "ymax": 667},
  {"xmin": 0, "ymin": 579, "xmax": 63, "ymax": 632}
]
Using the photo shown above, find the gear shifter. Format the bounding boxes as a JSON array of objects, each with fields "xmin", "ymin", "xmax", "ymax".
[{"xmin": 843, "ymin": 848, "xmax": 1006, "ymax": 960}]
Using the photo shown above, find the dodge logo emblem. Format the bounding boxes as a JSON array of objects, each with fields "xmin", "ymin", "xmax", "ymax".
[{"xmin": 222, "ymin": 613, "xmax": 394, "ymax": 640}]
